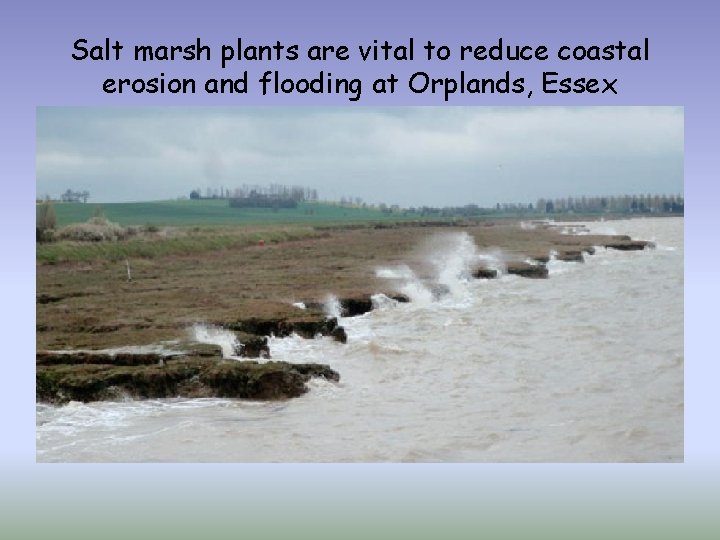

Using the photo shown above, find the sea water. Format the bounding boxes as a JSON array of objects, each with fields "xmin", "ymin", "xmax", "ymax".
[{"xmin": 36, "ymin": 218, "xmax": 683, "ymax": 462}]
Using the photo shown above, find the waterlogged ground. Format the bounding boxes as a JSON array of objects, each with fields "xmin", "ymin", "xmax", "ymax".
[{"xmin": 36, "ymin": 218, "xmax": 683, "ymax": 462}]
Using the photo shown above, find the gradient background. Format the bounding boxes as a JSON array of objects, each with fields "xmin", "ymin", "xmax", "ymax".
[{"xmin": 2, "ymin": 1, "xmax": 717, "ymax": 537}]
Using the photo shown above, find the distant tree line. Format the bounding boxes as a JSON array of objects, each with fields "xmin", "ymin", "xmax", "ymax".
[
  {"xmin": 190, "ymin": 183, "xmax": 319, "ymax": 203},
  {"xmin": 535, "ymin": 194, "xmax": 684, "ymax": 215},
  {"xmin": 376, "ymin": 194, "xmax": 684, "ymax": 218},
  {"xmin": 60, "ymin": 189, "xmax": 90, "ymax": 203},
  {"xmin": 338, "ymin": 196, "xmax": 365, "ymax": 207},
  {"xmin": 404, "ymin": 204, "xmax": 491, "ymax": 217}
]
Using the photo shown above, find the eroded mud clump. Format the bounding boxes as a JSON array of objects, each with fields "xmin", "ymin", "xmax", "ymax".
[
  {"xmin": 36, "ymin": 348, "xmax": 339, "ymax": 404},
  {"xmin": 329, "ymin": 326, "xmax": 348, "ymax": 343},
  {"xmin": 225, "ymin": 313, "xmax": 340, "ymax": 339},
  {"xmin": 556, "ymin": 250, "xmax": 585, "ymax": 262},
  {"xmin": 234, "ymin": 332, "xmax": 270, "ymax": 358},
  {"xmin": 472, "ymin": 268, "xmax": 499, "ymax": 279},
  {"xmin": 506, "ymin": 262, "xmax": 549, "ymax": 279},
  {"xmin": 304, "ymin": 294, "xmax": 410, "ymax": 318},
  {"xmin": 604, "ymin": 240, "xmax": 654, "ymax": 251}
]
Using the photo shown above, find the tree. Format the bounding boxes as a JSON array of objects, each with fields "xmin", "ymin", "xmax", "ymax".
[{"xmin": 190, "ymin": 189, "xmax": 200, "ymax": 200}]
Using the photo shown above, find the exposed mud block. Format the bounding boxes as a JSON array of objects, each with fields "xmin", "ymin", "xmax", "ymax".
[
  {"xmin": 306, "ymin": 293, "xmax": 408, "ymax": 318},
  {"xmin": 227, "ymin": 317, "xmax": 289, "ymax": 337},
  {"xmin": 604, "ymin": 240, "xmax": 654, "ymax": 251},
  {"xmin": 227, "ymin": 315, "xmax": 338, "ymax": 338},
  {"xmin": 293, "ymin": 317, "xmax": 340, "ymax": 338},
  {"xmin": 341, "ymin": 296, "xmax": 374, "ymax": 317},
  {"xmin": 234, "ymin": 332, "xmax": 270, "ymax": 358},
  {"xmin": 36, "ymin": 351, "xmax": 339, "ymax": 404},
  {"xmin": 330, "ymin": 326, "xmax": 348, "ymax": 344},
  {"xmin": 506, "ymin": 262, "xmax": 549, "ymax": 279},
  {"xmin": 199, "ymin": 361, "xmax": 309, "ymax": 400},
  {"xmin": 290, "ymin": 362, "xmax": 341, "ymax": 382},
  {"xmin": 471, "ymin": 267, "xmax": 499, "ymax": 279},
  {"xmin": 556, "ymin": 250, "xmax": 585, "ymax": 262}
]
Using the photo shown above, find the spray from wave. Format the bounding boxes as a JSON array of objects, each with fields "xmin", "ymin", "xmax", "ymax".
[
  {"xmin": 375, "ymin": 264, "xmax": 434, "ymax": 304},
  {"xmin": 545, "ymin": 250, "xmax": 575, "ymax": 276},
  {"xmin": 375, "ymin": 232, "xmax": 507, "ymax": 303},
  {"xmin": 370, "ymin": 293, "xmax": 400, "ymax": 311},
  {"xmin": 427, "ymin": 232, "xmax": 478, "ymax": 297},
  {"xmin": 323, "ymin": 294, "xmax": 343, "ymax": 319},
  {"xmin": 478, "ymin": 248, "xmax": 507, "ymax": 276},
  {"xmin": 189, "ymin": 324, "xmax": 241, "ymax": 359}
]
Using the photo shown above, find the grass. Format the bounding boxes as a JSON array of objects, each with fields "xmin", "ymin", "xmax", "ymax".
[
  {"xmin": 49, "ymin": 200, "xmax": 423, "ymax": 228},
  {"xmin": 37, "ymin": 226, "xmax": 327, "ymax": 263}
]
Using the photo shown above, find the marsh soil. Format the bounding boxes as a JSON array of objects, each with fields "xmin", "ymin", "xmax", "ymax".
[{"xmin": 36, "ymin": 221, "xmax": 646, "ymax": 351}]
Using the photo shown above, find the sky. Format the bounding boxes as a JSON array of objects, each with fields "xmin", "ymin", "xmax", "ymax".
[{"xmin": 36, "ymin": 107, "xmax": 683, "ymax": 207}]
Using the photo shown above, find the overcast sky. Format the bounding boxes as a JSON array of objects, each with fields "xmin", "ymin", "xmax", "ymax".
[{"xmin": 36, "ymin": 107, "xmax": 683, "ymax": 207}]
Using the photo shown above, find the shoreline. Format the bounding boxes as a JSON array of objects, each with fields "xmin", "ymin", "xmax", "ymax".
[{"xmin": 36, "ymin": 217, "xmax": 662, "ymax": 404}]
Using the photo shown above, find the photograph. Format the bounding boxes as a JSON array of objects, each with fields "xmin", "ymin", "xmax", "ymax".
[{"xmin": 35, "ymin": 106, "xmax": 683, "ymax": 462}]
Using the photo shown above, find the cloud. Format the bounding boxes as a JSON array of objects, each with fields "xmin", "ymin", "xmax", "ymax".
[{"xmin": 36, "ymin": 107, "xmax": 683, "ymax": 205}]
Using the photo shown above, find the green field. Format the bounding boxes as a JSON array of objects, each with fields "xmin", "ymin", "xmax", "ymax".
[{"xmin": 49, "ymin": 200, "xmax": 419, "ymax": 227}]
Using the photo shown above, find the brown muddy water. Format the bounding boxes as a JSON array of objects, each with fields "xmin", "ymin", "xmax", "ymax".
[{"xmin": 36, "ymin": 218, "xmax": 683, "ymax": 462}]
